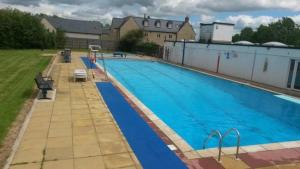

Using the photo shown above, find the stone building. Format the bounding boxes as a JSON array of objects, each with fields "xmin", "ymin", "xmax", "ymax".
[
  {"xmin": 110, "ymin": 15, "xmax": 196, "ymax": 46},
  {"xmin": 41, "ymin": 16, "xmax": 113, "ymax": 49}
]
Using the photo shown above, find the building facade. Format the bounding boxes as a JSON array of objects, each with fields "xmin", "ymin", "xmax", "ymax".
[
  {"xmin": 41, "ymin": 16, "xmax": 113, "ymax": 49},
  {"xmin": 42, "ymin": 15, "xmax": 196, "ymax": 50},
  {"xmin": 110, "ymin": 15, "xmax": 196, "ymax": 46},
  {"xmin": 200, "ymin": 22, "xmax": 234, "ymax": 43}
]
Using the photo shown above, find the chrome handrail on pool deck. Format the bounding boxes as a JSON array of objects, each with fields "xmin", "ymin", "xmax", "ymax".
[
  {"xmin": 100, "ymin": 53, "xmax": 109, "ymax": 81},
  {"xmin": 222, "ymin": 128, "xmax": 240, "ymax": 159},
  {"xmin": 203, "ymin": 130, "xmax": 222, "ymax": 162}
]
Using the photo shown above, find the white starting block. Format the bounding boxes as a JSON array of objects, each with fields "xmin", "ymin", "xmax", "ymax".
[{"xmin": 74, "ymin": 69, "xmax": 87, "ymax": 82}]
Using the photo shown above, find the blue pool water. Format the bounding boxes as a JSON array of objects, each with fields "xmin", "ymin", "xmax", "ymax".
[{"xmin": 98, "ymin": 59, "xmax": 300, "ymax": 149}]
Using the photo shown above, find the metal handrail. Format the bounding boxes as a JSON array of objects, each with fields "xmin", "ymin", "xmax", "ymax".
[
  {"xmin": 203, "ymin": 130, "xmax": 222, "ymax": 162},
  {"xmin": 100, "ymin": 53, "xmax": 109, "ymax": 81},
  {"xmin": 222, "ymin": 128, "xmax": 240, "ymax": 159}
]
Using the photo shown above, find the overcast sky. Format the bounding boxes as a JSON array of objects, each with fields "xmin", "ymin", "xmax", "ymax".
[{"xmin": 1, "ymin": 0, "xmax": 300, "ymax": 36}]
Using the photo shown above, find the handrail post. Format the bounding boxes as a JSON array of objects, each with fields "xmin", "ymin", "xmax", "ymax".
[
  {"xmin": 203, "ymin": 130, "xmax": 222, "ymax": 162},
  {"xmin": 222, "ymin": 128, "xmax": 240, "ymax": 159},
  {"xmin": 101, "ymin": 53, "xmax": 109, "ymax": 81}
]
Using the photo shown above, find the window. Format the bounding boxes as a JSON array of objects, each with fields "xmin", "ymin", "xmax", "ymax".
[
  {"xmin": 216, "ymin": 25, "xmax": 218, "ymax": 29},
  {"xmin": 143, "ymin": 20, "xmax": 149, "ymax": 27},
  {"xmin": 157, "ymin": 34, "xmax": 160, "ymax": 38},
  {"xmin": 155, "ymin": 20, "xmax": 161, "ymax": 27},
  {"xmin": 144, "ymin": 32, "xmax": 148, "ymax": 36},
  {"xmin": 169, "ymin": 34, "xmax": 172, "ymax": 39},
  {"xmin": 167, "ymin": 21, "xmax": 173, "ymax": 29}
]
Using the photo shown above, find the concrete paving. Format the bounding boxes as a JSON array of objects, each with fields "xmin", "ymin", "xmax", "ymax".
[{"xmin": 7, "ymin": 52, "xmax": 141, "ymax": 169}]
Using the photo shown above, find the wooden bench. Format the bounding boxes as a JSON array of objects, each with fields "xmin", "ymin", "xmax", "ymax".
[{"xmin": 34, "ymin": 72, "xmax": 54, "ymax": 99}]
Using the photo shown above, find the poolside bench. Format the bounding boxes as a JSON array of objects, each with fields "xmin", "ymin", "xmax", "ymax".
[
  {"xmin": 34, "ymin": 72, "xmax": 54, "ymax": 99},
  {"xmin": 74, "ymin": 69, "xmax": 88, "ymax": 82},
  {"xmin": 113, "ymin": 52, "xmax": 127, "ymax": 58}
]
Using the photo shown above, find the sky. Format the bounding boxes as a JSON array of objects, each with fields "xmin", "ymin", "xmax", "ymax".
[{"xmin": 1, "ymin": 0, "xmax": 300, "ymax": 37}]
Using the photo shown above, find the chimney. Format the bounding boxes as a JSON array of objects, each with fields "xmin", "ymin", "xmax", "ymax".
[
  {"xmin": 147, "ymin": 16, "xmax": 150, "ymax": 19},
  {"xmin": 185, "ymin": 16, "xmax": 189, "ymax": 23},
  {"xmin": 144, "ymin": 14, "xmax": 146, "ymax": 18}
]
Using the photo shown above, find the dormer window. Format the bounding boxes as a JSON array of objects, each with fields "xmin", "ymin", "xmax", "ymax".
[
  {"xmin": 167, "ymin": 21, "xmax": 173, "ymax": 29},
  {"xmin": 155, "ymin": 20, "xmax": 161, "ymax": 27},
  {"xmin": 143, "ymin": 19, "xmax": 149, "ymax": 27}
]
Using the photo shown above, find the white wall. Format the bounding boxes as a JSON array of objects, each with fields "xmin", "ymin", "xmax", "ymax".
[
  {"xmin": 184, "ymin": 44, "xmax": 218, "ymax": 72},
  {"xmin": 251, "ymin": 48, "xmax": 291, "ymax": 88},
  {"xmin": 212, "ymin": 24, "xmax": 234, "ymax": 42},
  {"xmin": 200, "ymin": 24, "xmax": 234, "ymax": 43},
  {"xmin": 164, "ymin": 41, "xmax": 300, "ymax": 89},
  {"xmin": 65, "ymin": 32, "xmax": 100, "ymax": 39},
  {"xmin": 218, "ymin": 45, "xmax": 255, "ymax": 80}
]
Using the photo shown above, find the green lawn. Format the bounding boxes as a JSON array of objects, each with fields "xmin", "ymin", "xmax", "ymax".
[{"xmin": 0, "ymin": 50, "xmax": 53, "ymax": 145}]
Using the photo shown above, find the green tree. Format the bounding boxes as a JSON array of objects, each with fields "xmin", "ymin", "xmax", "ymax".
[
  {"xmin": 232, "ymin": 34, "xmax": 240, "ymax": 42},
  {"xmin": 118, "ymin": 29, "xmax": 143, "ymax": 52},
  {"xmin": 233, "ymin": 17, "xmax": 300, "ymax": 47},
  {"xmin": 240, "ymin": 27, "xmax": 254, "ymax": 42},
  {"xmin": 0, "ymin": 8, "xmax": 63, "ymax": 49},
  {"xmin": 253, "ymin": 25, "xmax": 272, "ymax": 43}
]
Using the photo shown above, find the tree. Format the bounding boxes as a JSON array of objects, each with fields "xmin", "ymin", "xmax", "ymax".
[
  {"xmin": 232, "ymin": 17, "xmax": 300, "ymax": 47},
  {"xmin": 232, "ymin": 34, "xmax": 240, "ymax": 42},
  {"xmin": 240, "ymin": 27, "xmax": 254, "ymax": 42},
  {"xmin": 0, "ymin": 8, "xmax": 64, "ymax": 49},
  {"xmin": 118, "ymin": 29, "xmax": 143, "ymax": 52},
  {"xmin": 253, "ymin": 25, "xmax": 272, "ymax": 43}
]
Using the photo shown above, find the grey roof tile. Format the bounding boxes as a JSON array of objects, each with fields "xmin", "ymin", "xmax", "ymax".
[{"xmin": 45, "ymin": 16, "xmax": 103, "ymax": 34}]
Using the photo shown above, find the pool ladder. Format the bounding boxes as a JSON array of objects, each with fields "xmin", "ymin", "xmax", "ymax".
[{"xmin": 203, "ymin": 128, "xmax": 240, "ymax": 162}]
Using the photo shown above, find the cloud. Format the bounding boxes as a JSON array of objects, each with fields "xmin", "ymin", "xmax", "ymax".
[
  {"xmin": 2, "ymin": 0, "xmax": 300, "ymax": 15},
  {"xmin": 224, "ymin": 14, "xmax": 300, "ymax": 31},
  {"xmin": 2, "ymin": 0, "xmax": 40, "ymax": 6},
  {"xmin": 1, "ymin": 0, "xmax": 300, "ymax": 28},
  {"xmin": 226, "ymin": 15, "xmax": 279, "ymax": 29}
]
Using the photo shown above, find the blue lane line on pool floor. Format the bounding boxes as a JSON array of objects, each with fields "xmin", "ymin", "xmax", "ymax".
[
  {"xmin": 81, "ymin": 56, "xmax": 97, "ymax": 69},
  {"xmin": 96, "ymin": 82, "xmax": 187, "ymax": 169}
]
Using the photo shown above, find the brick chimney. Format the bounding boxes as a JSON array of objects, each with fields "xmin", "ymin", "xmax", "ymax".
[{"xmin": 185, "ymin": 16, "xmax": 189, "ymax": 23}]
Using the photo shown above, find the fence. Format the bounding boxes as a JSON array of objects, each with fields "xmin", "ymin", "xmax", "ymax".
[
  {"xmin": 65, "ymin": 38, "xmax": 117, "ymax": 50},
  {"xmin": 164, "ymin": 41, "xmax": 300, "ymax": 89}
]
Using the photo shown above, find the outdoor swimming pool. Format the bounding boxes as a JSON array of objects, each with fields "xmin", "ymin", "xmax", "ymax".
[{"xmin": 98, "ymin": 59, "xmax": 300, "ymax": 150}]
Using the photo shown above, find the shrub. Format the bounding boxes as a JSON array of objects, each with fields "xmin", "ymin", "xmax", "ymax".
[
  {"xmin": 0, "ymin": 8, "xmax": 65, "ymax": 49},
  {"xmin": 118, "ymin": 29, "xmax": 143, "ymax": 52}
]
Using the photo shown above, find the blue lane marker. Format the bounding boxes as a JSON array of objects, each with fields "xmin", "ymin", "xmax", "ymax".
[
  {"xmin": 81, "ymin": 56, "xmax": 97, "ymax": 69},
  {"xmin": 96, "ymin": 82, "xmax": 188, "ymax": 169}
]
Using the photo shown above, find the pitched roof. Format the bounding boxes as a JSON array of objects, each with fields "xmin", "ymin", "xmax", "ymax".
[
  {"xmin": 111, "ymin": 16, "xmax": 187, "ymax": 33},
  {"xmin": 44, "ymin": 16, "xmax": 104, "ymax": 34}
]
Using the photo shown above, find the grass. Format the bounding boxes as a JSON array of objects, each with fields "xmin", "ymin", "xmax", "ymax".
[{"xmin": 0, "ymin": 50, "xmax": 52, "ymax": 145}]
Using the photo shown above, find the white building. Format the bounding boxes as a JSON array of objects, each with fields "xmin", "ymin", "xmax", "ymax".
[{"xmin": 200, "ymin": 22, "xmax": 234, "ymax": 43}]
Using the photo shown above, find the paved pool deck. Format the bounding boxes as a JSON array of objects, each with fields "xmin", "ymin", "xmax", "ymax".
[
  {"xmin": 5, "ymin": 52, "xmax": 300, "ymax": 169},
  {"xmin": 6, "ymin": 52, "xmax": 141, "ymax": 169}
]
